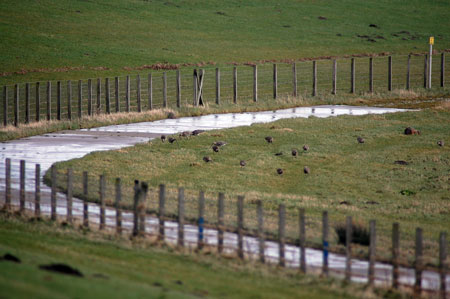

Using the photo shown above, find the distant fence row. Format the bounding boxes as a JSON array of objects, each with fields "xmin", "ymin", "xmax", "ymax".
[
  {"xmin": 2, "ymin": 158, "xmax": 448, "ymax": 297},
  {"xmin": 1, "ymin": 52, "xmax": 449, "ymax": 127}
]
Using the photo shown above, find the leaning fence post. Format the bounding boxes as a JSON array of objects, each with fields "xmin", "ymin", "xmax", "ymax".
[
  {"xmin": 138, "ymin": 182, "xmax": 148, "ymax": 236},
  {"xmin": 66, "ymin": 168, "xmax": 72, "ymax": 224},
  {"xmin": 3, "ymin": 86, "xmax": 8, "ymax": 126},
  {"xmin": 105, "ymin": 78, "xmax": 110, "ymax": 114},
  {"xmin": 178, "ymin": 187, "xmax": 185, "ymax": 247},
  {"xmin": 439, "ymin": 232, "xmax": 447, "ymax": 298},
  {"xmin": 158, "ymin": 184, "xmax": 166, "ymax": 241},
  {"xmin": 35, "ymin": 164, "xmax": 41, "ymax": 218},
  {"xmin": 78, "ymin": 80, "xmax": 82, "ymax": 118},
  {"xmin": 237, "ymin": 196, "xmax": 244, "ymax": 259},
  {"xmin": 198, "ymin": 191, "xmax": 205, "ymax": 250},
  {"xmin": 273, "ymin": 64, "xmax": 278, "ymax": 99},
  {"xmin": 99, "ymin": 175, "xmax": 105, "ymax": 230},
  {"xmin": 87, "ymin": 79, "xmax": 92, "ymax": 116},
  {"xmin": 278, "ymin": 204, "xmax": 286, "ymax": 267},
  {"xmin": 132, "ymin": 180, "xmax": 139, "ymax": 236},
  {"xmin": 57, "ymin": 81, "xmax": 61, "ymax": 120},
  {"xmin": 322, "ymin": 211, "xmax": 329, "ymax": 276},
  {"xmin": 388, "ymin": 56, "xmax": 393, "ymax": 91},
  {"xmin": 4, "ymin": 158, "xmax": 11, "ymax": 210},
  {"xmin": 51, "ymin": 166, "xmax": 57, "ymax": 221},
  {"xmin": 257, "ymin": 200, "xmax": 265, "ymax": 263},
  {"xmin": 441, "ymin": 53, "xmax": 445, "ymax": 88},
  {"xmin": 369, "ymin": 57, "xmax": 374, "ymax": 93},
  {"xmin": 25, "ymin": 83, "xmax": 30, "ymax": 123},
  {"xmin": 368, "ymin": 220, "xmax": 376, "ymax": 286},
  {"xmin": 406, "ymin": 55, "xmax": 411, "ymax": 90},
  {"xmin": 351, "ymin": 58, "xmax": 355, "ymax": 94},
  {"xmin": 332, "ymin": 59, "xmax": 337, "ymax": 95},
  {"xmin": 115, "ymin": 77, "xmax": 120, "ymax": 113},
  {"xmin": 176, "ymin": 70, "xmax": 181, "ymax": 108},
  {"xmin": 46, "ymin": 81, "xmax": 51, "ymax": 120},
  {"xmin": 216, "ymin": 68, "xmax": 220, "ymax": 105},
  {"xmin": 293, "ymin": 63, "xmax": 298, "ymax": 97},
  {"xmin": 312, "ymin": 61, "xmax": 317, "ymax": 96},
  {"xmin": 19, "ymin": 160, "xmax": 25, "ymax": 213},
  {"xmin": 136, "ymin": 75, "xmax": 141, "ymax": 112},
  {"xmin": 392, "ymin": 222, "xmax": 400, "ymax": 288},
  {"xmin": 126, "ymin": 75, "xmax": 130, "ymax": 112},
  {"xmin": 218, "ymin": 192, "xmax": 225, "ymax": 253},
  {"xmin": 163, "ymin": 72, "xmax": 167, "ymax": 108},
  {"xmin": 14, "ymin": 84, "xmax": 19, "ymax": 126},
  {"xmin": 345, "ymin": 216, "xmax": 352, "ymax": 282},
  {"xmin": 253, "ymin": 65, "xmax": 258, "ymax": 102},
  {"xmin": 414, "ymin": 227, "xmax": 423, "ymax": 295},
  {"xmin": 115, "ymin": 178, "xmax": 121, "ymax": 234},
  {"xmin": 233, "ymin": 67, "xmax": 238, "ymax": 104},
  {"xmin": 83, "ymin": 171, "xmax": 88, "ymax": 227},
  {"xmin": 299, "ymin": 208, "xmax": 306, "ymax": 273}
]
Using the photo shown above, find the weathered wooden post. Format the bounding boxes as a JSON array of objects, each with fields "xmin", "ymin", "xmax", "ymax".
[
  {"xmin": 3, "ymin": 86, "xmax": 8, "ymax": 126},
  {"xmin": 312, "ymin": 61, "xmax": 317, "ymax": 96},
  {"xmin": 51, "ymin": 166, "xmax": 57, "ymax": 221},
  {"xmin": 46, "ymin": 81, "xmax": 51, "ymax": 120},
  {"xmin": 351, "ymin": 58, "xmax": 355, "ymax": 94},
  {"xmin": 414, "ymin": 228, "xmax": 423, "ymax": 295},
  {"xmin": 253, "ymin": 65, "xmax": 258, "ymax": 102},
  {"xmin": 293, "ymin": 63, "xmax": 298, "ymax": 97},
  {"xmin": 198, "ymin": 191, "xmax": 205, "ymax": 250},
  {"xmin": 216, "ymin": 68, "xmax": 220, "ymax": 105},
  {"xmin": 138, "ymin": 182, "xmax": 148, "ymax": 236},
  {"xmin": 115, "ymin": 178, "xmax": 122, "ymax": 234},
  {"xmin": 332, "ymin": 59, "xmax": 337, "ymax": 95},
  {"xmin": 87, "ymin": 79, "xmax": 92, "ymax": 116},
  {"xmin": 368, "ymin": 220, "xmax": 376, "ymax": 286},
  {"xmin": 19, "ymin": 160, "xmax": 25, "ymax": 213},
  {"xmin": 233, "ymin": 67, "xmax": 238, "ymax": 104},
  {"xmin": 237, "ymin": 195, "xmax": 244, "ymax": 259},
  {"xmin": 67, "ymin": 80, "xmax": 72, "ymax": 120},
  {"xmin": 273, "ymin": 64, "xmax": 278, "ymax": 99},
  {"xmin": 388, "ymin": 56, "xmax": 392, "ymax": 91},
  {"xmin": 163, "ymin": 72, "xmax": 167, "ymax": 108},
  {"xmin": 132, "ymin": 180, "xmax": 139, "ymax": 237},
  {"xmin": 392, "ymin": 222, "xmax": 400, "ymax": 288},
  {"xmin": 148, "ymin": 73, "xmax": 153, "ymax": 110},
  {"xmin": 66, "ymin": 168, "xmax": 72, "ymax": 224},
  {"xmin": 178, "ymin": 187, "xmax": 185, "ymax": 247},
  {"xmin": 34, "ymin": 82, "xmax": 41, "ymax": 121},
  {"xmin": 96, "ymin": 78, "xmax": 101, "ymax": 114},
  {"xmin": 25, "ymin": 83, "xmax": 30, "ymax": 123},
  {"xmin": 56, "ymin": 81, "xmax": 61, "ymax": 120},
  {"xmin": 439, "ymin": 232, "xmax": 447, "ymax": 298},
  {"xmin": 278, "ymin": 204, "xmax": 286, "ymax": 267},
  {"xmin": 322, "ymin": 211, "xmax": 329, "ymax": 276},
  {"xmin": 105, "ymin": 78, "xmax": 110, "ymax": 114},
  {"xmin": 126, "ymin": 75, "xmax": 130, "ymax": 112},
  {"xmin": 193, "ymin": 70, "xmax": 197, "ymax": 106},
  {"xmin": 99, "ymin": 175, "xmax": 105, "ymax": 230},
  {"xmin": 176, "ymin": 70, "xmax": 181, "ymax": 108},
  {"xmin": 345, "ymin": 216, "xmax": 352, "ymax": 282},
  {"xmin": 83, "ymin": 171, "xmax": 89, "ymax": 227},
  {"xmin": 35, "ymin": 164, "xmax": 41, "ymax": 218},
  {"xmin": 257, "ymin": 200, "xmax": 265, "ymax": 263},
  {"xmin": 299, "ymin": 208, "xmax": 306, "ymax": 273},
  {"xmin": 4, "ymin": 158, "xmax": 11, "ymax": 210},
  {"xmin": 136, "ymin": 75, "xmax": 141, "ymax": 112},
  {"xmin": 14, "ymin": 84, "xmax": 19, "ymax": 126},
  {"xmin": 78, "ymin": 80, "xmax": 82, "ymax": 118},
  {"xmin": 158, "ymin": 184, "xmax": 166, "ymax": 240},
  {"xmin": 217, "ymin": 192, "xmax": 225, "ymax": 253},
  {"xmin": 115, "ymin": 77, "xmax": 120, "ymax": 113}
]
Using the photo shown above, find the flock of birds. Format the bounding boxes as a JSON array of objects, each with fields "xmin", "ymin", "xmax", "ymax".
[{"xmin": 158, "ymin": 126, "xmax": 444, "ymax": 177}]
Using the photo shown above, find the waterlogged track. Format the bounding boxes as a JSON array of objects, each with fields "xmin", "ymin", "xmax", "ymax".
[{"xmin": 1, "ymin": 105, "xmax": 448, "ymax": 292}]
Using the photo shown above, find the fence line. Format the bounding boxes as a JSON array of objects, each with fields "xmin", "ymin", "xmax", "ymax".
[
  {"xmin": 1, "ymin": 53, "xmax": 449, "ymax": 127},
  {"xmin": 1, "ymin": 160, "xmax": 449, "ymax": 296}
]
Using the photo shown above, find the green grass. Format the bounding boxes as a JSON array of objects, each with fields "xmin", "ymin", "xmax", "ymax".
[
  {"xmin": 0, "ymin": 214, "xmax": 393, "ymax": 299},
  {"xmin": 1, "ymin": 0, "xmax": 449, "ymax": 85},
  {"xmin": 49, "ymin": 105, "xmax": 450, "ymax": 266}
]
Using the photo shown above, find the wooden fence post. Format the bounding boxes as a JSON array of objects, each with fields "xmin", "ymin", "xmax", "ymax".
[
  {"xmin": 278, "ymin": 204, "xmax": 286, "ymax": 267},
  {"xmin": 414, "ymin": 227, "xmax": 423, "ymax": 295},
  {"xmin": 299, "ymin": 208, "xmax": 306, "ymax": 273},
  {"xmin": 253, "ymin": 65, "xmax": 258, "ymax": 102},
  {"xmin": 115, "ymin": 178, "xmax": 121, "ymax": 234},
  {"xmin": 25, "ymin": 83, "xmax": 30, "ymax": 123},
  {"xmin": 424, "ymin": 55, "xmax": 428, "ymax": 88},
  {"xmin": 369, "ymin": 57, "xmax": 374, "ymax": 93},
  {"xmin": 115, "ymin": 77, "xmax": 120, "ymax": 113},
  {"xmin": 105, "ymin": 78, "xmax": 110, "ymax": 114},
  {"xmin": 392, "ymin": 222, "xmax": 400, "ymax": 288},
  {"xmin": 217, "ymin": 192, "xmax": 225, "ymax": 253},
  {"xmin": 99, "ymin": 175, "xmax": 105, "ymax": 230},
  {"xmin": 46, "ymin": 81, "xmax": 51, "ymax": 120},
  {"xmin": 237, "ymin": 195, "xmax": 244, "ymax": 259},
  {"xmin": 406, "ymin": 55, "xmax": 411, "ymax": 90},
  {"xmin": 138, "ymin": 182, "xmax": 148, "ymax": 236},
  {"xmin": 126, "ymin": 75, "xmax": 130, "ymax": 112},
  {"xmin": 345, "ymin": 216, "xmax": 352, "ymax": 282},
  {"xmin": 78, "ymin": 80, "xmax": 82, "ymax": 118},
  {"xmin": 216, "ymin": 68, "xmax": 220, "ymax": 105},
  {"xmin": 163, "ymin": 72, "xmax": 167, "ymax": 108},
  {"xmin": 35, "ymin": 164, "xmax": 41, "ymax": 218},
  {"xmin": 439, "ymin": 232, "xmax": 447, "ymax": 298},
  {"xmin": 35, "ymin": 82, "xmax": 42, "ymax": 121},
  {"xmin": 96, "ymin": 78, "xmax": 101, "ymax": 114},
  {"xmin": 351, "ymin": 58, "xmax": 355, "ymax": 94},
  {"xmin": 66, "ymin": 168, "xmax": 72, "ymax": 224},
  {"xmin": 176, "ymin": 70, "xmax": 181, "ymax": 108},
  {"xmin": 368, "ymin": 220, "xmax": 376, "ymax": 286},
  {"xmin": 158, "ymin": 184, "xmax": 166, "ymax": 240},
  {"xmin": 132, "ymin": 180, "xmax": 139, "ymax": 236},
  {"xmin": 312, "ymin": 61, "xmax": 317, "ymax": 96},
  {"xmin": 83, "ymin": 171, "xmax": 89, "ymax": 228},
  {"xmin": 136, "ymin": 75, "xmax": 141, "ymax": 112},
  {"xmin": 322, "ymin": 211, "xmax": 329, "ymax": 276},
  {"xmin": 57, "ymin": 81, "xmax": 61, "ymax": 120},
  {"xmin": 3, "ymin": 86, "xmax": 8, "ymax": 126},
  {"xmin": 193, "ymin": 70, "xmax": 197, "ymax": 106},
  {"xmin": 19, "ymin": 160, "xmax": 25, "ymax": 213},
  {"xmin": 67, "ymin": 80, "xmax": 72, "ymax": 120},
  {"xmin": 87, "ymin": 79, "xmax": 92, "ymax": 116},
  {"xmin": 293, "ymin": 63, "xmax": 298, "ymax": 97},
  {"xmin": 51, "ymin": 165, "xmax": 57, "ymax": 221},
  {"xmin": 233, "ymin": 67, "xmax": 238, "ymax": 104},
  {"xmin": 388, "ymin": 56, "xmax": 393, "ymax": 91},
  {"xmin": 273, "ymin": 64, "xmax": 277, "ymax": 99},
  {"xmin": 332, "ymin": 59, "xmax": 337, "ymax": 95},
  {"xmin": 4, "ymin": 158, "xmax": 11, "ymax": 210},
  {"xmin": 14, "ymin": 84, "xmax": 19, "ymax": 126},
  {"xmin": 178, "ymin": 187, "xmax": 185, "ymax": 247},
  {"xmin": 148, "ymin": 73, "xmax": 153, "ymax": 110},
  {"xmin": 198, "ymin": 191, "xmax": 205, "ymax": 250},
  {"xmin": 441, "ymin": 53, "xmax": 445, "ymax": 88},
  {"xmin": 257, "ymin": 200, "xmax": 265, "ymax": 263}
]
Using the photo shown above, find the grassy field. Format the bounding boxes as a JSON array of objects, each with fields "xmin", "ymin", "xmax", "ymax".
[
  {"xmin": 1, "ymin": 0, "xmax": 449, "ymax": 85},
  {"xmin": 0, "ymin": 214, "xmax": 396, "ymax": 299}
]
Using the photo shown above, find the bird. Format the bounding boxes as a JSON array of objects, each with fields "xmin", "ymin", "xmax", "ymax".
[
  {"xmin": 357, "ymin": 136, "xmax": 365, "ymax": 144},
  {"xmin": 265, "ymin": 136, "xmax": 273, "ymax": 143},
  {"xmin": 303, "ymin": 166, "xmax": 310, "ymax": 174},
  {"xmin": 404, "ymin": 127, "xmax": 420, "ymax": 135},
  {"xmin": 240, "ymin": 160, "xmax": 246, "ymax": 167},
  {"xmin": 302, "ymin": 145, "xmax": 309, "ymax": 151},
  {"xmin": 212, "ymin": 141, "xmax": 227, "ymax": 147},
  {"xmin": 167, "ymin": 112, "xmax": 176, "ymax": 119},
  {"xmin": 192, "ymin": 130, "xmax": 205, "ymax": 136},
  {"xmin": 277, "ymin": 168, "xmax": 283, "ymax": 175},
  {"xmin": 179, "ymin": 131, "xmax": 191, "ymax": 137},
  {"xmin": 160, "ymin": 135, "xmax": 166, "ymax": 142},
  {"xmin": 292, "ymin": 149, "xmax": 298, "ymax": 157},
  {"xmin": 212, "ymin": 145, "xmax": 219, "ymax": 153},
  {"xmin": 203, "ymin": 156, "xmax": 212, "ymax": 163},
  {"xmin": 168, "ymin": 137, "xmax": 177, "ymax": 144},
  {"xmin": 437, "ymin": 140, "xmax": 444, "ymax": 147},
  {"xmin": 274, "ymin": 152, "xmax": 283, "ymax": 156}
]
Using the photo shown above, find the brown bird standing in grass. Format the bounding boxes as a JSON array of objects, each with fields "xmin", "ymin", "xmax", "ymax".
[
  {"xmin": 265, "ymin": 136, "xmax": 273, "ymax": 143},
  {"xmin": 212, "ymin": 141, "xmax": 227, "ymax": 147},
  {"xmin": 303, "ymin": 145, "xmax": 309, "ymax": 151},
  {"xmin": 404, "ymin": 127, "xmax": 420, "ymax": 135},
  {"xmin": 437, "ymin": 140, "xmax": 444, "ymax": 147},
  {"xmin": 192, "ymin": 130, "xmax": 205, "ymax": 136},
  {"xmin": 357, "ymin": 136, "xmax": 365, "ymax": 144},
  {"xmin": 160, "ymin": 135, "xmax": 166, "ymax": 142},
  {"xmin": 212, "ymin": 145, "xmax": 220, "ymax": 153},
  {"xmin": 277, "ymin": 168, "xmax": 283, "ymax": 175},
  {"xmin": 179, "ymin": 131, "xmax": 191, "ymax": 137},
  {"xmin": 303, "ymin": 166, "xmax": 310, "ymax": 174},
  {"xmin": 203, "ymin": 156, "xmax": 212, "ymax": 163},
  {"xmin": 168, "ymin": 137, "xmax": 177, "ymax": 144},
  {"xmin": 240, "ymin": 160, "xmax": 246, "ymax": 167},
  {"xmin": 292, "ymin": 149, "xmax": 298, "ymax": 157}
]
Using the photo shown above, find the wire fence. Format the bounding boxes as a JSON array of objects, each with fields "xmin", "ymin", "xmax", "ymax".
[{"xmin": 2, "ymin": 53, "xmax": 449, "ymax": 127}]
